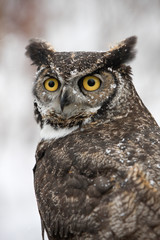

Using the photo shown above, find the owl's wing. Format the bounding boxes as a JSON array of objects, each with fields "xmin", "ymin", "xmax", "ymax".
[
  {"xmin": 34, "ymin": 140, "xmax": 160, "ymax": 240},
  {"xmin": 102, "ymin": 164, "xmax": 160, "ymax": 240}
]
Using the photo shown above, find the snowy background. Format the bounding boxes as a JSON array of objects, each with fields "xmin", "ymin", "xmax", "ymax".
[{"xmin": 0, "ymin": 0, "xmax": 160, "ymax": 239}]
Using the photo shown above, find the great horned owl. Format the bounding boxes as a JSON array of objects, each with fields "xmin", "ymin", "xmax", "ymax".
[{"xmin": 26, "ymin": 36, "xmax": 160, "ymax": 240}]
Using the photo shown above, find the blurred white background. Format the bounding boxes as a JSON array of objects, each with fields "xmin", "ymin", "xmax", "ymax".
[{"xmin": 0, "ymin": 0, "xmax": 160, "ymax": 239}]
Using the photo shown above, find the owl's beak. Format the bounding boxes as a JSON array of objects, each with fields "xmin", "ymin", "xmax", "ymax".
[{"xmin": 60, "ymin": 90, "xmax": 71, "ymax": 111}]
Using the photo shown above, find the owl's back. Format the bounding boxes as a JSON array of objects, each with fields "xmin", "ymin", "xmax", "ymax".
[{"xmin": 34, "ymin": 102, "xmax": 160, "ymax": 240}]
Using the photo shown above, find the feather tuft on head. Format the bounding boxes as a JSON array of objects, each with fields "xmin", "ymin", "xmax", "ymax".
[
  {"xmin": 105, "ymin": 36, "xmax": 137, "ymax": 68},
  {"xmin": 25, "ymin": 39, "xmax": 55, "ymax": 66}
]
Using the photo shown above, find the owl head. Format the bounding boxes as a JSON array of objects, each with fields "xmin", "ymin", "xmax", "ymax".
[{"xmin": 26, "ymin": 36, "xmax": 137, "ymax": 139}]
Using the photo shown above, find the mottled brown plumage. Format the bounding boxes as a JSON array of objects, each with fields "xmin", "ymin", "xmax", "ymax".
[{"xmin": 26, "ymin": 36, "xmax": 160, "ymax": 240}]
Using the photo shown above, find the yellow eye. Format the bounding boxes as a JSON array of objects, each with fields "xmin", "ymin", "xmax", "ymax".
[
  {"xmin": 44, "ymin": 78, "xmax": 59, "ymax": 92},
  {"xmin": 82, "ymin": 76, "xmax": 101, "ymax": 91}
]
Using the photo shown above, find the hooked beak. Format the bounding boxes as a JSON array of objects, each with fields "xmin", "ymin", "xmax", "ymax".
[{"xmin": 60, "ymin": 89, "xmax": 71, "ymax": 111}]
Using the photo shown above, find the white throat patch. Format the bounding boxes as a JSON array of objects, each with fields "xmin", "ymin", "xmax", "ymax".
[{"xmin": 40, "ymin": 124, "xmax": 79, "ymax": 140}]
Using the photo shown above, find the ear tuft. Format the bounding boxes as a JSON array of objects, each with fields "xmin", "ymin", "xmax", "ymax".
[
  {"xmin": 106, "ymin": 36, "xmax": 137, "ymax": 68},
  {"xmin": 25, "ymin": 39, "xmax": 55, "ymax": 66}
]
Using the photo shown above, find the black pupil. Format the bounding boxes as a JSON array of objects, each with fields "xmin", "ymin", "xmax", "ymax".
[
  {"xmin": 87, "ymin": 79, "xmax": 95, "ymax": 87},
  {"xmin": 48, "ymin": 81, "xmax": 55, "ymax": 88}
]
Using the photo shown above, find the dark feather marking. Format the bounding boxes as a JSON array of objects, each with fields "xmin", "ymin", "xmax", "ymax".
[
  {"xmin": 34, "ymin": 101, "xmax": 44, "ymax": 128},
  {"xmin": 25, "ymin": 39, "xmax": 54, "ymax": 66},
  {"xmin": 95, "ymin": 70, "xmax": 119, "ymax": 119},
  {"xmin": 45, "ymin": 112, "xmax": 91, "ymax": 129},
  {"xmin": 105, "ymin": 36, "xmax": 137, "ymax": 68}
]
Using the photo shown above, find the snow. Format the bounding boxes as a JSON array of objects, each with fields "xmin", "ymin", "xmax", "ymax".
[
  {"xmin": 106, "ymin": 149, "xmax": 111, "ymax": 154},
  {"xmin": 110, "ymin": 83, "xmax": 117, "ymax": 89},
  {"xmin": 72, "ymin": 89, "xmax": 77, "ymax": 94},
  {"xmin": 150, "ymin": 180, "xmax": 155, "ymax": 186},
  {"xmin": 70, "ymin": 69, "xmax": 78, "ymax": 76},
  {"xmin": 119, "ymin": 159, "xmax": 124, "ymax": 163},
  {"xmin": 1, "ymin": 1, "xmax": 160, "ymax": 240}
]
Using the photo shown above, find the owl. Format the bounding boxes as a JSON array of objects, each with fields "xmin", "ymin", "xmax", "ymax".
[{"xmin": 26, "ymin": 36, "xmax": 160, "ymax": 240}]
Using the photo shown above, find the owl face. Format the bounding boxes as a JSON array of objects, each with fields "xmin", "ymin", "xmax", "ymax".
[
  {"xmin": 33, "ymin": 67, "xmax": 117, "ymax": 119},
  {"xmin": 26, "ymin": 36, "xmax": 137, "ymax": 131}
]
